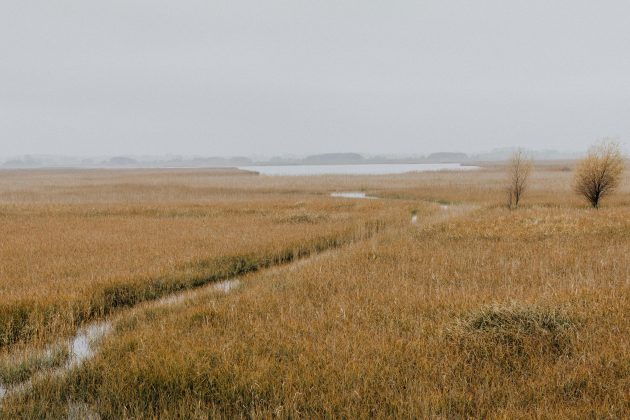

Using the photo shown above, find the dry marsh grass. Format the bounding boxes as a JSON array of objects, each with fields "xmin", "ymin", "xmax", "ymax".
[
  {"xmin": 1, "ymin": 167, "xmax": 629, "ymax": 418},
  {"xmin": 0, "ymin": 171, "xmax": 412, "ymax": 350},
  {"xmin": 2, "ymin": 165, "xmax": 628, "ymax": 207}
]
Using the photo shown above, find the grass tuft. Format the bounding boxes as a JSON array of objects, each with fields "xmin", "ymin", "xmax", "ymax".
[{"xmin": 449, "ymin": 303, "xmax": 578, "ymax": 371}]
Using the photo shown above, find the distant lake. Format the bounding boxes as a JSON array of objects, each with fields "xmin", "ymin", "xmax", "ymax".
[{"xmin": 239, "ymin": 163, "xmax": 479, "ymax": 176}]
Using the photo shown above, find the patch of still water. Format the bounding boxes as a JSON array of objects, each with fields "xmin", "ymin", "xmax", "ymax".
[{"xmin": 330, "ymin": 192, "xmax": 377, "ymax": 199}]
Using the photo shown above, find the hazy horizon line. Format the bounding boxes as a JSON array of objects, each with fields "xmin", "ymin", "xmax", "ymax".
[{"xmin": 0, "ymin": 146, "xmax": 599, "ymax": 161}]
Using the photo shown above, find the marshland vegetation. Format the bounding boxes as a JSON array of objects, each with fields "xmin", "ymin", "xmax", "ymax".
[
  {"xmin": 0, "ymin": 163, "xmax": 628, "ymax": 418},
  {"xmin": 0, "ymin": 169, "xmax": 406, "ymax": 350}
]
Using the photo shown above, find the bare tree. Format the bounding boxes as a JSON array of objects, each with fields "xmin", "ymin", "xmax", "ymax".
[
  {"xmin": 506, "ymin": 149, "xmax": 532, "ymax": 209},
  {"xmin": 573, "ymin": 140, "xmax": 625, "ymax": 209}
]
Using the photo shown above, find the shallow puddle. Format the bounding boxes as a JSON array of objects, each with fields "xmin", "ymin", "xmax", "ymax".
[
  {"xmin": 68, "ymin": 322, "xmax": 112, "ymax": 368},
  {"xmin": 330, "ymin": 192, "xmax": 376, "ymax": 199},
  {"xmin": 213, "ymin": 279, "xmax": 241, "ymax": 293}
]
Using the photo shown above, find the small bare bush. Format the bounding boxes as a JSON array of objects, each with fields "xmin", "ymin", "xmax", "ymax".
[
  {"xmin": 573, "ymin": 140, "xmax": 625, "ymax": 208},
  {"xmin": 506, "ymin": 149, "xmax": 532, "ymax": 209}
]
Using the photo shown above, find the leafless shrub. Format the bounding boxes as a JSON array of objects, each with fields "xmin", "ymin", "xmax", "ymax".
[
  {"xmin": 506, "ymin": 149, "xmax": 532, "ymax": 209},
  {"xmin": 573, "ymin": 140, "xmax": 625, "ymax": 208}
]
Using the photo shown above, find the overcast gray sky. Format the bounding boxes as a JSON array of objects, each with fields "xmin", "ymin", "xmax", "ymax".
[{"xmin": 1, "ymin": 1, "xmax": 629, "ymax": 157}]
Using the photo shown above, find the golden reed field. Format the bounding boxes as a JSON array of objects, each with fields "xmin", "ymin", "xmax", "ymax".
[
  {"xmin": 0, "ymin": 169, "xmax": 406, "ymax": 348},
  {"xmin": 0, "ymin": 165, "xmax": 629, "ymax": 418}
]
